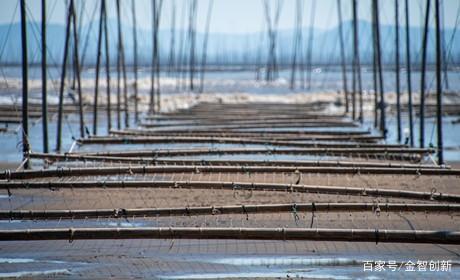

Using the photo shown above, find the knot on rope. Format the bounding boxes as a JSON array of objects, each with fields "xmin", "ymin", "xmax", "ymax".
[
  {"xmin": 291, "ymin": 203, "xmax": 300, "ymax": 225},
  {"xmin": 69, "ymin": 228, "xmax": 75, "ymax": 243},
  {"xmin": 430, "ymin": 187, "xmax": 437, "ymax": 200},
  {"xmin": 242, "ymin": 205, "xmax": 249, "ymax": 220},
  {"xmin": 310, "ymin": 202, "xmax": 316, "ymax": 228},
  {"xmin": 373, "ymin": 200, "xmax": 381, "ymax": 217},
  {"xmin": 4, "ymin": 169, "xmax": 11, "ymax": 181}
]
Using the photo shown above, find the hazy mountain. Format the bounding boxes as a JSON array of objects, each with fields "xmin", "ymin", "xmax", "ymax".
[{"xmin": 0, "ymin": 19, "xmax": 458, "ymax": 66}]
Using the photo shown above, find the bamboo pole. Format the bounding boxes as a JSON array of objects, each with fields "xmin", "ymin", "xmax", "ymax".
[
  {"xmin": 20, "ymin": 0, "xmax": 30, "ymax": 168},
  {"xmin": 132, "ymin": 0, "xmax": 139, "ymax": 123},
  {"xmin": 154, "ymin": 0, "xmax": 163, "ymax": 111},
  {"xmin": 74, "ymin": 147, "xmax": 433, "ymax": 158},
  {"xmin": 372, "ymin": 8, "xmax": 379, "ymax": 129},
  {"xmin": 405, "ymin": 0, "xmax": 414, "ymax": 146},
  {"xmin": 337, "ymin": 0, "xmax": 349, "ymax": 114},
  {"xmin": 374, "ymin": 0, "xmax": 386, "ymax": 137},
  {"xmin": 102, "ymin": 0, "xmax": 111, "ymax": 132},
  {"xmin": 420, "ymin": 0, "xmax": 431, "ymax": 148},
  {"xmin": 41, "ymin": 0, "xmax": 48, "ymax": 154},
  {"xmin": 116, "ymin": 0, "xmax": 122, "ymax": 128},
  {"xmin": 1, "ymin": 203, "xmax": 459, "ymax": 220},
  {"xmin": 92, "ymin": 0, "xmax": 104, "ymax": 135},
  {"xmin": 117, "ymin": 129, "xmax": 372, "ymax": 136},
  {"xmin": 395, "ymin": 0, "xmax": 402, "ymax": 142},
  {"xmin": 0, "ymin": 227, "xmax": 458, "ymax": 244},
  {"xmin": 167, "ymin": 0, "xmax": 176, "ymax": 75},
  {"xmin": 109, "ymin": 130, "xmax": 383, "ymax": 142},
  {"xmin": 351, "ymin": 0, "xmax": 357, "ymax": 120},
  {"xmin": 140, "ymin": 123, "xmax": 358, "ymax": 130},
  {"xmin": 77, "ymin": 136, "xmax": 403, "ymax": 149},
  {"xmin": 145, "ymin": 114, "xmax": 346, "ymax": 121},
  {"xmin": 28, "ymin": 153, "xmax": 447, "ymax": 170},
  {"xmin": 2, "ymin": 165, "xmax": 459, "ymax": 181},
  {"xmin": 120, "ymin": 4, "xmax": 129, "ymax": 128},
  {"xmin": 289, "ymin": 0, "xmax": 301, "ymax": 90},
  {"xmin": 435, "ymin": 0, "xmax": 444, "ymax": 165},
  {"xmin": 199, "ymin": 0, "xmax": 213, "ymax": 93},
  {"xmin": 149, "ymin": 0, "xmax": 156, "ymax": 113},
  {"xmin": 1, "ymin": 180, "xmax": 458, "ymax": 203},
  {"xmin": 56, "ymin": 1, "xmax": 73, "ymax": 152},
  {"xmin": 352, "ymin": 0, "xmax": 363, "ymax": 123},
  {"xmin": 306, "ymin": 0, "xmax": 315, "ymax": 89},
  {"xmin": 140, "ymin": 119, "xmax": 358, "ymax": 128},
  {"xmin": 188, "ymin": 0, "xmax": 197, "ymax": 91},
  {"xmin": 71, "ymin": 1, "xmax": 85, "ymax": 139}
]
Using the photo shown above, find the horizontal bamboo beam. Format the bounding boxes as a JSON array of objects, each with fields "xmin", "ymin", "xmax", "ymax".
[
  {"xmin": 129, "ymin": 129, "xmax": 372, "ymax": 136},
  {"xmin": 145, "ymin": 114, "xmax": 346, "ymax": 121},
  {"xmin": 0, "ymin": 227, "xmax": 458, "ymax": 244},
  {"xmin": 1, "ymin": 203, "xmax": 459, "ymax": 220},
  {"xmin": 28, "ymin": 152, "xmax": 422, "ymax": 165},
  {"xmin": 2, "ymin": 165, "xmax": 459, "ymax": 180},
  {"xmin": 75, "ymin": 147, "xmax": 433, "ymax": 158},
  {"xmin": 27, "ymin": 153, "xmax": 436, "ymax": 167},
  {"xmin": 140, "ymin": 122, "xmax": 358, "ymax": 130},
  {"xmin": 110, "ymin": 129, "xmax": 383, "ymax": 142},
  {"xmin": 1, "ymin": 180, "xmax": 458, "ymax": 202},
  {"xmin": 78, "ymin": 136, "xmax": 404, "ymax": 149},
  {"xmin": 140, "ymin": 119, "xmax": 356, "ymax": 126},
  {"xmin": 28, "ymin": 154, "xmax": 446, "ymax": 169}
]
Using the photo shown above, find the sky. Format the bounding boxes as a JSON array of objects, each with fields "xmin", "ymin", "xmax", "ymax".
[{"xmin": 1, "ymin": 0, "xmax": 459, "ymax": 34}]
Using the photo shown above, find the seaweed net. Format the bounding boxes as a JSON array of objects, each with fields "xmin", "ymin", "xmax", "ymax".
[{"xmin": 1, "ymin": 102, "xmax": 459, "ymax": 278}]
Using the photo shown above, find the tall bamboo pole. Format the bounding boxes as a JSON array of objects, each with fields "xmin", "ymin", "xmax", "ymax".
[
  {"xmin": 289, "ymin": 0, "xmax": 302, "ymax": 90},
  {"xmin": 168, "ymin": 0, "xmax": 176, "ymax": 75},
  {"xmin": 374, "ymin": 0, "xmax": 386, "ymax": 137},
  {"xmin": 306, "ymin": 0, "xmax": 315, "ymax": 90},
  {"xmin": 92, "ymin": 1, "xmax": 104, "ymax": 135},
  {"xmin": 102, "ymin": 0, "xmax": 111, "ymax": 132},
  {"xmin": 352, "ymin": 0, "xmax": 360, "ymax": 121},
  {"xmin": 56, "ymin": 1, "xmax": 73, "ymax": 152},
  {"xmin": 117, "ymin": 0, "xmax": 129, "ymax": 128},
  {"xmin": 132, "ymin": 0, "xmax": 139, "ymax": 123},
  {"xmin": 20, "ymin": 0, "xmax": 30, "ymax": 168},
  {"xmin": 395, "ymin": 0, "xmax": 402, "ymax": 142},
  {"xmin": 435, "ymin": 0, "xmax": 444, "ymax": 165},
  {"xmin": 71, "ymin": 1, "xmax": 85, "ymax": 138},
  {"xmin": 420, "ymin": 0, "xmax": 431, "ymax": 148},
  {"xmin": 116, "ymin": 0, "xmax": 122, "ymax": 128},
  {"xmin": 199, "ymin": 0, "xmax": 214, "ymax": 93},
  {"xmin": 150, "ymin": 0, "xmax": 156, "ymax": 113},
  {"xmin": 41, "ymin": 0, "xmax": 48, "ymax": 154},
  {"xmin": 154, "ymin": 0, "xmax": 163, "ymax": 111},
  {"xmin": 405, "ymin": 0, "xmax": 414, "ymax": 146},
  {"xmin": 189, "ymin": 0, "xmax": 197, "ymax": 91},
  {"xmin": 337, "ymin": 0, "xmax": 348, "ymax": 114},
  {"xmin": 371, "ymin": 2, "xmax": 379, "ymax": 128}
]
